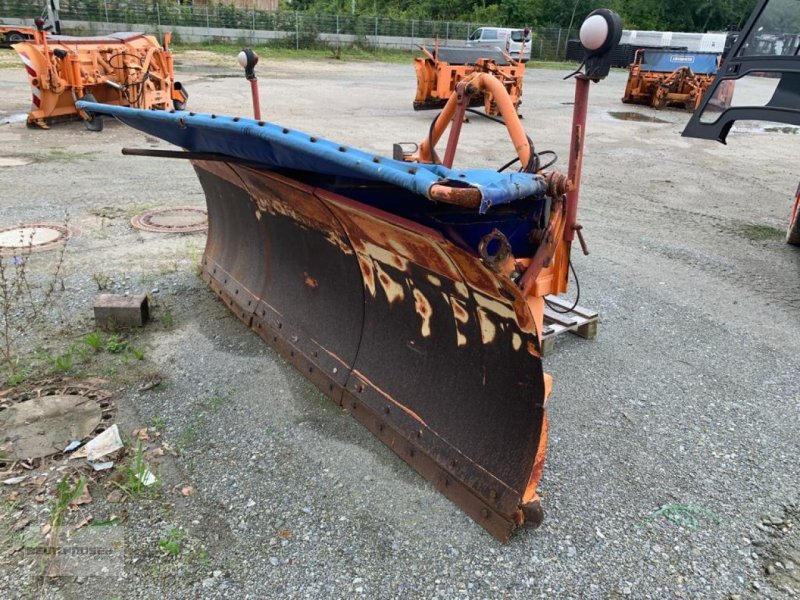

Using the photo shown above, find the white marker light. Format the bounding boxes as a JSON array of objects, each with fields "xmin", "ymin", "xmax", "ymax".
[
  {"xmin": 237, "ymin": 50, "xmax": 249, "ymax": 69},
  {"xmin": 580, "ymin": 14, "xmax": 609, "ymax": 51}
]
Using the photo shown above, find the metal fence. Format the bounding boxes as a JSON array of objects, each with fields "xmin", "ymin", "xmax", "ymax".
[{"xmin": 0, "ymin": 0, "xmax": 574, "ymax": 59}]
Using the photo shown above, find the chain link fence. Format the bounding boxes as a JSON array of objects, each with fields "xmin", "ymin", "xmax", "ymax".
[{"xmin": 0, "ymin": 0, "xmax": 574, "ymax": 60}]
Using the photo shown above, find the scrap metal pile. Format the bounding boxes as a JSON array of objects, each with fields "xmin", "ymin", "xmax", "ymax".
[
  {"xmin": 623, "ymin": 49, "xmax": 725, "ymax": 111},
  {"xmin": 79, "ymin": 9, "xmax": 623, "ymax": 541}
]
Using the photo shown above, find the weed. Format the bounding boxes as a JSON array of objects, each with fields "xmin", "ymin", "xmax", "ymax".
[
  {"xmin": 188, "ymin": 547, "xmax": 211, "ymax": 568},
  {"xmin": 646, "ymin": 504, "xmax": 720, "ymax": 530},
  {"xmin": 158, "ymin": 527, "xmax": 186, "ymax": 557},
  {"xmin": 91, "ymin": 272, "xmax": 113, "ymax": 291},
  {"xmin": 732, "ymin": 223, "xmax": 785, "ymax": 242},
  {"xmin": 176, "ymin": 414, "xmax": 206, "ymax": 450},
  {"xmin": 105, "ymin": 335, "xmax": 128, "ymax": 354},
  {"xmin": 202, "ymin": 395, "xmax": 228, "ymax": 412},
  {"xmin": 130, "ymin": 348, "xmax": 145, "ymax": 361},
  {"xmin": 0, "ymin": 219, "xmax": 69, "ymax": 369},
  {"xmin": 5, "ymin": 364, "xmax": 31, "ymax": 387},
  {"xmin": 84, "ymin": 331, "xmax": 104, "ymax": 351},
  {"xmin": 39, "ymin": 148, "xmax": 98, "ymax": 163},
  {"xmin": 52, "ymin": 352, "xmax": 74, "ymax": 373},
  {"xmin": 51, "ymin": 475, "xmax": 87, "ymax": 528},
  {"xmin": 113, "ymin": 441, "xmax": 160, "ymax": 499},
  {"xmin": 151, "ymin": 417, "xmax": 166, "ymax": 430},
  {"xmin": 161, "ymin": 309, "xmax": 174, "ymax": 328}
]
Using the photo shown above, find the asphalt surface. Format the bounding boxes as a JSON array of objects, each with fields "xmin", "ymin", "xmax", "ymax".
[{"xmin": 0, "ymin": 50, "xmax": 799, "ymax": 599}]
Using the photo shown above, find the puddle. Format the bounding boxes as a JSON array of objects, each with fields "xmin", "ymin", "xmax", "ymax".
[
  {"xmin": 607, "ymin": 111, "xmax": 668, "ymax": 123},
  {"xmin": 0, "ymin": 113, "xmax": 27, "ymax": 126},
  {"xmin": 0, "ymin": 157, "xmax": 33, "ymax": 167}
]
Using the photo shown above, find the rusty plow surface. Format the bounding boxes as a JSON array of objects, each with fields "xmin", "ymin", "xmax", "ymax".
[{"xmin": 195, "ymin": 161, "xmax": 548, "ymax": 541}]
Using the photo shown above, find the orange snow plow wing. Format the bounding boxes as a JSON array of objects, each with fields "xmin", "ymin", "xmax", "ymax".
[
  {"xmin": 82, "ymin": 8, "xmax": 622, "ymax": 541},
  {"xmin": 14, "ymin": 29, "xmax": 186, "ymax": 130}
]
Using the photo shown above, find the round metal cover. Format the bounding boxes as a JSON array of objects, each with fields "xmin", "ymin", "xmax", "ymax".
[
  {"xmin": 0, "ymin": 382, "xmax": 114, "ymax": 466},
  {"xmin": 0, "ymin": 157, "xmax": 33, "ymax": 168},
  {"xmin": 0, "ymin": 223, "xmax": 72, "ymax": 255},
  {"xmin": 131, "ymin": 207, "xmax": 208, "ymax": 233}
]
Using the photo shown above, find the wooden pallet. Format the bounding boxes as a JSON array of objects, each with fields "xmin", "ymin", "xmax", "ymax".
[{"xmin": 541, "ymin": 296, "xmax": 598, "ymax": 356}]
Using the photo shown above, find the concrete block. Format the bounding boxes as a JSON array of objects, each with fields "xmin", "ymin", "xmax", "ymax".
[{"xmin": 94, "ymin": 294, "xmax": 149, "ymax": 330}]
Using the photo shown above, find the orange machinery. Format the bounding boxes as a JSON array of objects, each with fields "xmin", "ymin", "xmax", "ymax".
[
  {"xmin": 622, "ymin": 48, "xmax": 726, "ymax": 111},
  {"xmin": 13, "ymin": 28, "xmax": 187, "ymax": 130},
  {"xmin": 413, "ymin": 43, "xmax": 525, "ymax": 117}
]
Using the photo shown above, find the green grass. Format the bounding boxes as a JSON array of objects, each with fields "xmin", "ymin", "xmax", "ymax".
[
  {"xmin": 158, "ymin": 528, "xmax": 187, "ymax": 557},
  {"xmin": 84, "ymin": 331, "xmax": 104, "ymax": 352},
  {"xmin": 173, "ymin": 42, "xmax": 418, "ymax": 64},
  {"xmin": 113, "ymin": 442, "xmax": 160, "ymax": 499},
  {"xmin": 731, "ymin": 222, "xmax": 785, "ymax": 242},
  {"xmin": 646, "ymin": 504, "xmax": 720, "ymax": 530},
  {"xmin": 51, "ymin": 475, "xmax": 87, "ymax": 528},
  {"xmin": 105, "ymin": 335, "xmax": 128, "ymax": 354},
  {"xmin": 52, "ymin": 351, "xmax": 74, "ymax": 373}
]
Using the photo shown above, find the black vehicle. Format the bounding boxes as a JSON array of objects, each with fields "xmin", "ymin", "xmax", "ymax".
[{"xmin": 682, "ymin": 0, "xmax": 800, "ymax": 245}]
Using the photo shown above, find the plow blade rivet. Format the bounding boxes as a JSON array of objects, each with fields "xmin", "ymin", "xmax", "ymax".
[
  {"xmin": 416, "ymin": 429, "xmax": 422, "ymax": 438},
  {"xmin": 332, "ymin": 367, "xmax": 338, "ymax": 374},
  {"xmin": 481, "ymin": 509, "xmax": 490, "ymax": 519},
  {"xmin": 383, "ymin": 406, "xmax": 390, "ymax": 414},
  {"xmin": 308, "ymin": 366, "xmax": 313, "ymax": 373}
]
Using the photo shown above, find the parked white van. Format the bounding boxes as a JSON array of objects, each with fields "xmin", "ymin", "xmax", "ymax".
[{"xmin": 466, "ymin": 27, "xmax": 532, "ymax": 62}]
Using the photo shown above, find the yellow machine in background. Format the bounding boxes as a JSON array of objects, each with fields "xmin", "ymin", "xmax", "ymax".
[{"xmin": 13, "ymin": 28, "xmax": 187, "ymax": 130}]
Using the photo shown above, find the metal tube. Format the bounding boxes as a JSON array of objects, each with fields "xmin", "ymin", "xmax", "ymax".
[
  {"xmin": 564, "ymin": 75, "xmax": 590, "ymax": 242},
  {"xmin": 249, "ymin": 78, "xmax": 261, "ymax": 120}
]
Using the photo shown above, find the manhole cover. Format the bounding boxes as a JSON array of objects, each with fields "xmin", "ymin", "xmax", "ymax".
[
  {"xmin": 131, "ymin": 207, "xmax": 208, "ymax": 233},
  {"xmin": 0, "ymin": 157, "xmax": 33, "ymax": 167},
  {"xmin": 0, "ymin": 223, "xmax": 73, "ymax": 255},
  {"xmin": 0, "ymin": 382, "xmax": 114, "ymax": 466}
]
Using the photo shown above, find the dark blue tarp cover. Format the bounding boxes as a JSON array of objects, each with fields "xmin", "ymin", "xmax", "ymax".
[
  {"xmin": 640, "ymin": 50, "xmax": 719, "ymax": 74},
  {"xmin": 77, "ymin": 102, "xmax": 547, "ymax": 214}
]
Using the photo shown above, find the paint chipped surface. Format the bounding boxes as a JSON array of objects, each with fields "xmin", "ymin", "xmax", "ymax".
[
  {"xmin": 476, "ymin": 308, "xmax": 497, "ymax": 344},
  {"xmin": 512, "ymin": 333, "xmax": 522, "ymax": 351},
  {"xmin": 474, "ymin": 292, "xmax": 516, "ymax": 321},
  {"xmin": 427, "ymin": 273, "xmax": 442, "ymax": 287},
  {"xmin": 375, "ymin": 262, "xmax": 405, "ymax": 304},
  {"xmin": 450, "ymin": 297, "xmax": 469, "ymax": 347},
  {"xmin": 358, "ymin": 256, "xmax": 376, "ymax": 297},
  {"xmin": 304, "ymin": 272, "xmax": 318, "ymax": 289},
  {"xmin": 413, "ymin": 288, "xmax": 433, "ymax": 337}
]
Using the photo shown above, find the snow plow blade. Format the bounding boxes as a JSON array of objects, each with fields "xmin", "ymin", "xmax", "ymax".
[
  {"xmin": 195, "ymin": 159, "xmax": 548, "ymax": 540},
  {"xmin": 77, "ymin": 19, "xmax": 618, "ymax": 537}
]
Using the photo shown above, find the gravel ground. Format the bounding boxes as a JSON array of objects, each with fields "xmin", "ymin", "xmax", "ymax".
[{"xmin": 0, "ymin": 48, "xmax": 798, "ymax": 599}]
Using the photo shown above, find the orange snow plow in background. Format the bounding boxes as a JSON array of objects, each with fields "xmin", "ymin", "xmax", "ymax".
[
  {"xmin": 413, "ymin": 45, "xmax": 525, "ymax": 116},
  {"xmin": 623, "ymin": 49, "xmax": 724, "ymax": 111},
  {"xmin": 87, "ymin": 9, "xmax": 623, "ymax": 541},
  {"xmin": 13, "ymin": 28, "xmax": 187, "ymax": 130}
]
